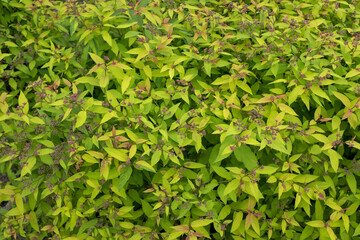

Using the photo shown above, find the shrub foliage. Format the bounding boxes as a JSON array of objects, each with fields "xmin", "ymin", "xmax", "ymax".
[{"xmin": 0, "ymin": 0, "xmax": 360, "ymax": 239}]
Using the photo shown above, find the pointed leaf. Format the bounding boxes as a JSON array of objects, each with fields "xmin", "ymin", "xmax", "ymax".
[
  {"xmin": 136, "ymin": 161, "xmax": 156, "ymax": 173},
  {"xmin": 234, "ymin": 145, "xmax": 258, "ymax": 170},
  {"xmin": 75, "ymin": 111, "xmax": 87, "ymax": 129},
  {"xmin": 191, "ymin": 219, "xmax": 213, "ymax": 228},
  {"xmin": 104, "ymin": 147, "xmax": 128, "ymax": 161},
  {"xmin": 223, "ymin": 179, "xmax": 240, "ymax": 196}
]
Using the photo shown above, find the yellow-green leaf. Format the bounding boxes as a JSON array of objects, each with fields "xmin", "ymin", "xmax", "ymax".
[
  {"xmin": 327, "ymin": 149, "xmax": 339, "ymax": 172},
  {"xmin": 29, "ymin": 211, "xmax": 40, "ymax": 232},
  {"xmin": 332, "ymin": 91, "xmax": 351, "ymax": 108},
  {"xmin": 18, "ymin": 91, "xmax": 29, "ymax": 114},
  {"xmin": 191, "ymin": 219, "xmax": 213, "ymax": 228},
  {"xmin": 143, "ymin": 65, "xmax": 152, "ymax": 79},
  {"xmin": 15, "ymin": 193, "xmax": 24, "ymax": 215},
  {"xmin": 223, "ymin": 179, "xmax": 240, "ymax": 196},
  {"xmin": 306, "ymin": 220, "xmax": 324, "ymax": 228},
  {"xmin": 310, "ymin": 86, "xmax": 330, "ymax": 101},
  {"xmin": 116, "ymin": 20, "xmax": 137, "ymax": 29},
  {"xmin": 277, "ymin": 103, "xmax": 298, "ymax": 116},
  {"xmin": 82, "ymin": 154, "xmax": 98, "ymax": 164},
  {"xmin": 354, "ymin": 223, "xmax": 360, "ymax": 236},
  {"xmin": 346, "ymin": 173, "xmax": 357, "ymax": 194},
  {"xmin": 231, "ymin": 211, "xmax": 243, "ymax": 233},
  {"xmin": 136, "ymin": 161, "xmax": 156, "ymax": 173},
  {"xmin": 345, "ymin": 69, "xmax": 360, "ymax": 78},
  {"xmin": 89, "ymin": 52, "xmax": 104, "ymax": 64},
  {"xmin": 101, "ymin": 30, "xmax": 112, "ymax": 46},
  {"xmin": 75, "ymin": 111, "xmax": 87, "ymax": 129},
  {"xmin": 104, "ymin": 147, "xmax": 128, "ymax": 162}
]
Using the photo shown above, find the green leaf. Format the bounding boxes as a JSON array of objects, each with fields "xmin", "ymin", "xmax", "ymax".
[
  {"xmin": 89, "ymin": 52, "xmax": 104, "ymax": 64},
  {"xmin": 100, "ymin": 111, "xmax": 117, "ymax": 124},
  {"xmin": 121, "ymin": 75, "xmax": 132, "ymax": 94},
  {"xmin": 99, "ymin": 75, "xmax": 109, "ymax": 88},
  {"xmin": 75, "ymin": 111, "xmax": 87, "ymax": 129},
  {"xmin": 332, "ymin": 91, "xmax": 351, "ymax": 108},
  {"xmin": 143, "ymin": 65, "xmax": 152, "ymax": 79},
  {"xmin": 75, "ymin": 77, "xmax": 100, "ymax": 86},
  {"xmin": 218, "ymin": 205, "xmax": 231, "ymax": 220},
  {"xmin": 252, "ymin": 216, "xmax": 260, "ymax": 235},
  {"xmin": 191, "ymin": 219, "xmax": 213, "ymax": 228},
  {"xmin": 164, "ymin": 103, "xmax": 180, "ymax": 120},
  {"xmin": 223, "ymin": 179, "xmax": 240, "ymax": 196},
  {"xmin": 118, "ymin": 166, "xmax": 132, "ymax": 191},
  {"xmin": 136, "ymin": 161, "xmax": 156, "ymax": 173},
  {"xmin": 104, "ymin": 147, "xmax": 128, "ymax": 161},
  {"xmin": 116, "ymin": 20, "xmax": 137, "ymax": 28},
  {"xmin": 18, "ymin": 91, "xmax": 29, "ymax": 114},
  {"xmin": 306, "ymin": 220, "xmax": 325, "ymax": 228},
  {"xmin": 256, "ymin": 166, "xmax": 278, "ymax": 175},
  {"xmin": 310, "ymin": 86, "xmax": 330, "ymax": 101},
  {"xmin": 141, "ymin": 200, "xmax": 153, "ymax": 217},
  {"xmin": 101, "ymin": 30, "xmax": 112, "ymax": 46},
  {"xmin": 82, "ymin": 154, "xmax": 98, "ymax": 164},
  {"xmin": 300, "ymin": 225, "xmax": 314, "ymax": 240},
  {"xmin": 15, "ymin": 193, "xmax": 24, "ymax": 215},
  {"xmin": 277, "ymin": 103, "xmax": 298, "ymax": 116},
  {"xmin": 78, "ymin": 219, "xmax": 98, "ymax": 235},
  {"xmin": 212, "ymin": 166, "xmax": 232, "ymax": 181},
  {"xmin": 38, "ymin": 148, "xmax": 54, "ymax": 156},
  {"xmin": 345, "ymin": 69, "xmax": 360, "ymax": 78},
  {"xmin": 343, "ymin": 214, "xmax": 350, "ymax": 232},
  {"xmin": 184, "ymin": 162, "xmax": 205, "ymax": 169},
  {"xmin": 288, "ymin": 85, "xmax": 305, "ymax": 105},
  {"xmin": 354, "ymin": 223, "xmax": 360, "ymax": 236},
  {"xmin": 231, "ymin": 211, "xmax": 243, "ymax": 233},
  {"xmin": 151, "ymin": 150, "xmax": 162, "ymax": 166},
  {"xmin": 192, "ymin": 132, "xmax": 202, "ymax": 153},
  {"xmin": 234, "ymin": 145, "xmax": 258, "ymax": 170},
  {"xmin": 245, "ymin": 181, "xmax": 264, "ymax": 202},
  {"xmin": 271, "ymin": 61, "xmax": 279, "ymax": 77},
  {"xmin": 346, "ymin": 173, "xmax": 357, "ymax": 194},
  {"xmin": 65, "ymin": 172, "xmax": 85, "ymax": 182},
  {"xmin": 29, "ymin": 211, "xmax": 40, "ymax": 232},
  {"xmin": 327, "ymin": 149, "xmax": 339, "ymax": 172},
  {"xmin": 204, "ymin": 62, "xmax": 211, "ymax": 76},
  {"xmin": 69, "ymin": 18, "xmax": 78, "ymax": 36}
]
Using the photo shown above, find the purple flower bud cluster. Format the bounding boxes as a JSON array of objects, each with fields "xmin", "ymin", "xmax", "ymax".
[
  {"xmin": 26, "ymin": 78, "xmax": 44, "ymax": 90},
  {"xmin": 180, "ymin": 201, "xmax": 190, "ymax": 210},
  {"xmin": 177, "ymin": 121, "xmax": 199, "ymax": 139},
  {"xmin": 235, "ymin": 134, "xmax": 249, "ymax": 146},
  {"xmin": 248, "ymin": 105, "xmax": 265, "ymax": 124},
  {"xmin": 150, "ymin": 139, "xmax": 165, "ymax": 152},
  {"xmin": 14, "ymin": 103, "xmax": 26, "ymax": 117},
  {"xmin": 20, "ymin": 177, "xmax": 36, "ymax": 193},
  {"xmin": 95, "ymin": 218, "xmax": 108, "ymax": 228},
  {"xmin": 168, "ymin": 147, "xmax": 184, "ymax": 158},
  {"xmin": 234, "ymin": 120, "xmax": 247, "ymax": 131},
  {"xmin": 354, "ymin": 85, "xmax": 360, "ymax": 96},
  {"xmin": 332, "ymin": 133, "xmax": 343, "ymax": 148},
  {"xmin": 167, "ymin": 80, "xmax": 193, "ymax": 95},
  {"xmin": 63, "ymin": 90, "xmax": 84, "ymax": 108},
  {"xmin": 137, "ymin": 37, "xmax": 148, "ymax": 44},
  {"xmin": 133, "ymin": 87, "xmax": 147, "ymax": 99},
  {"xmin": 144, "ymin": 22, "xmax": 163, "ymax": 37},
  {"xmin": 44, "ymin": 180, "xmax": 56, "ymax": 192},
  {"xmin": 287, "ymin": 121, "xmax": 299, "ymax": 133},
  {"xmin": 187, "ymin": 109, "xmax": 200, "ymax": 118},
  {"xmin": 160, "ymin": 107, "xmax": 171, "ymax": 117},
  {"xmin": 177, "ymin": 167, "xmax": 185, "ymax": 178}
]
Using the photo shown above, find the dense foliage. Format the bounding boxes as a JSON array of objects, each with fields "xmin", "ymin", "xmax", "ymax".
[{"xmin": 0, "ymin": 0, "xmax": 360, "ymax": 239}]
